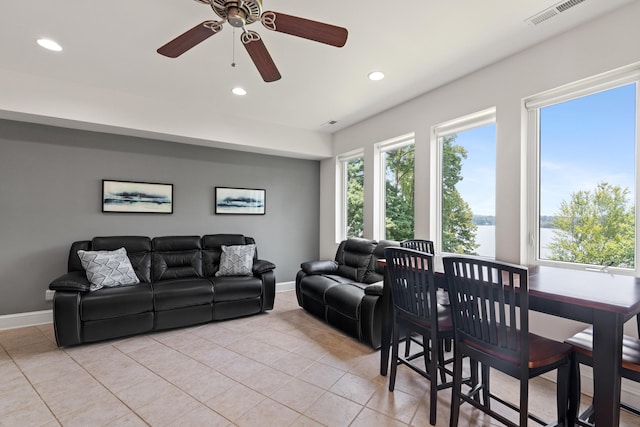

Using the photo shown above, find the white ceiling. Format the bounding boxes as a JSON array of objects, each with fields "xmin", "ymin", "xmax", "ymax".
[{"xmin": 0, "ymin": 0, "xmax": 633, "ymax": 159}]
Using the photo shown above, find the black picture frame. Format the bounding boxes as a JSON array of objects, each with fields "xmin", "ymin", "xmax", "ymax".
[
  {"xmin": 215, "ymin": 187, "xmax": 266, "ymax": 215},
  {"xmin": 102, "ymin": 180, "xmax": 173, "ymax": 214}
]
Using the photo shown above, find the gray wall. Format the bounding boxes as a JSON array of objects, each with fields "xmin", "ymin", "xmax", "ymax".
[{"xmin": 0, "ymin": 119, "xmax": 320, "ymax": 315}]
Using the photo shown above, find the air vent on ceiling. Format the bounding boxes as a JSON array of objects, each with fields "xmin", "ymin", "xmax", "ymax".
[
  {"xmin": 320, "ymin": 120, "xmax": 338, "ymax": 128},
  {"xmin": 526, "ymin": 0, "xmax": 587, "ymax": 26}
]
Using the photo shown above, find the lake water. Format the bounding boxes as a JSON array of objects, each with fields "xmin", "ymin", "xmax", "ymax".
[{"xmin": 475, "ymin": 225, "xmax": 555, "ymax": 258}]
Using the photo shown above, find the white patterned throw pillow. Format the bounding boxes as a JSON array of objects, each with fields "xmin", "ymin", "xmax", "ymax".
[
  {"xmin": 215, "ymin": 244, "xmax": 256, "ymax": 276},
  {"xmin": 77, "ymin": 247, "xmax": 140, "ymax": 291}
]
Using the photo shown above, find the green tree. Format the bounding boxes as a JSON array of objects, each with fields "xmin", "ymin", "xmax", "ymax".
[
  {"xmin": 385, "ymin": 145, "xmax": 415, "ymax": 241},
  {"xmin": 548, "ymin": 182, "xmax": 635, "ymax": 268},
  {"xmin": 346, "ymin": 157, "xmax": 364, "ymax": 237},
  {"xmin": 441, "ymin": 135, "xmax": 479, "ymax": 254},
  {"xmin": 344, "ymin": 136, "xmax": 478, "ymax": 250}
]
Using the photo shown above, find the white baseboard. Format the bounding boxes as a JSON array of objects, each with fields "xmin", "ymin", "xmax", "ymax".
[
  {"xmin": 0, "ymin": 310, "xmax": 52, "ymax": 331},
  {"xmin": 276, "ymin": 281, "xmax": 295, "ymax": 292},
  {"xmin": 0, "ymin": 282, "xmax": 297, "ymax": 331}
]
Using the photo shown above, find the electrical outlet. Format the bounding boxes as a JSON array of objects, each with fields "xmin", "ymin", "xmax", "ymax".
[{"xmin": 45, "ymin": 290, "xmax": 55, "ymax": 301}]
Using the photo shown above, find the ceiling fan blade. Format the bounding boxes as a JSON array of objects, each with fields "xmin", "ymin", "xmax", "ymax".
[
  {"xmin": 241, "ymin": 31, "xmax": 281, "ymax": 83},
  {"xmin": 157, "ymin": 21, "xmax": 223, "ymax": 58},
  {"xmin": 261, "ymin": 11, "xmax": 348, "ymax": 48}
]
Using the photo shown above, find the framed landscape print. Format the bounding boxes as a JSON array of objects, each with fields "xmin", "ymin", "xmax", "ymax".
[
  {"xmin": 102, "ymin": 180, "xmax": 173, "ymax": 214},
  {"xmin": 215, "ymin": 187, "xmax": 265, "ymax": 215}
]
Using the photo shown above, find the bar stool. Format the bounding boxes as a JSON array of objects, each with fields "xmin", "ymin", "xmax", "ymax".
[
  {"xmin": 565, "ymin": 314, "xmax": 640, "ymax": 426},
  {"xmin": 444, "ymin": 256, "xmax": 573, "ymax": 427}
]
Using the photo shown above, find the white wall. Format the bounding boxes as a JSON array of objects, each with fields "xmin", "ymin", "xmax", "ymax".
[{"xmin": 324, "ymin": 1, "xmax": 640, "ymax": 403}]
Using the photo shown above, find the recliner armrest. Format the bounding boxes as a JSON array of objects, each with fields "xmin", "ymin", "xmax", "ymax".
[
  {"xmin": 301, "ymin": 260, "xmax": 339, "ymax": 275},
  {"xmin": 253, "ymin": 259, "xmax": 276, "ymax": 275},
  {"xmin": 364, "ymin": 283, "xmax": 383, "ymax": 296},
  {"xmin": 49, "ymin": 271, "xmax": 91, "ymax": 292}
]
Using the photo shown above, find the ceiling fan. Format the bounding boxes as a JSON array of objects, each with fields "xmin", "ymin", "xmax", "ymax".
[{"xmin": 157, "ymin": 0, "xmax": 349, "ymax": 82}]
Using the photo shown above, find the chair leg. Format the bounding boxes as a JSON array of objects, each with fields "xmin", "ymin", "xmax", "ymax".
[
  {"xmin": 469, "ymin": 359, "xmax": 479, "ymax": 402},
  {"xmin": 438, "ymin": 342, "xmax": 447, "ymax": 383},
  {"xmin": 556, "ymin": 363, "xmax": 570, "ymax": 427},
  {"xmin": 449, "ymin": 348, "xmax": 463, "ymax": 427},
  {"xmin": 520, "ymin": 375, "xmax": 529, "ymax": 427},
  {"xmin": 429, "ymin": 337, "xmax": 439, "ymax": 425},
  {"xmin": 568, "ymin": 354, "xmax": 584, "ymax": 426},
  {"xmin": 445, "ymin": 338, "xmax": 452, "ymax": 352},
  {"xmin": 481, "ymin": 363, "xmax": 491, "ymax": 409},
  {"xmin": 422, "ymin": 335, "xmax": 432, "ymax": 375},
  {"xmin": 389, "ymin": 319, "xmax": 401, "ymax": 392},
  {"xmin": 404, "ymin": 330, "xmax": 412, "ymax": 358}
]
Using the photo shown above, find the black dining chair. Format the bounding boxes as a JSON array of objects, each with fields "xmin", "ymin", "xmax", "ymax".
[
  {"xmin": 384, "ymin": 246, "xmax": 455, "ymax": 426},
  {"xmin": 399, "ymin": 239, "xmax": 452, "ymax": 376},
  {"xmin": 565, "ymin": 314, "xmax": 640, "ymax": 426},
  {"xmin": 443, "ymin": 256, "xmax": 573, "ymax": 427}
]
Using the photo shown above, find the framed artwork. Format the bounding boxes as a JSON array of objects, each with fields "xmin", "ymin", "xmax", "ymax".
[
  {"xmin": 215, "ymin": 187, "xmax": 265, "ymax": 215},
  {"xmin": 102, "ymin": 180, "xmax": 173, "ymax": 214}
]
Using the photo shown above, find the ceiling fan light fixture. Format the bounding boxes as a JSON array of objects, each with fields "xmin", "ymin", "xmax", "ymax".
[
  {"xmin": 37, "ymin": 38, "xmax": 62, "ymax": 52},
  {"xmin": 368, "ymin": 71, "xmax": 385, "ymax": 81},
  {"xmin": 232, "ymin": 87, "xmax": 247, "ymax": 96}
]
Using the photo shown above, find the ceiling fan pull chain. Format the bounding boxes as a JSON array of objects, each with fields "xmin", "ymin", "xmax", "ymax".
[{"xmin": 231, "ymin": 28, "xmax": 236, "ymax": 67}]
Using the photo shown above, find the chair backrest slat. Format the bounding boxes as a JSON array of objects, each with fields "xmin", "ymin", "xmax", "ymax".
[
  {"xmin": 400, "ymin": 239, "xmax": 435, "ymax": 255},
  {"xmin": 444, "ymin": 256, "xmax": 529, "ymax": 367}
]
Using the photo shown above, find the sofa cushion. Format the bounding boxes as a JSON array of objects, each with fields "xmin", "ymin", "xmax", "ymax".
[
  {"xmin": 152, "ymin": 236, "xmax": 203, "ymax": 282},
  {"xmin": 153, "ymin": 250, "xmax": 203, "ymax": 281},
  {"xmin": 80, "ymin": 283, "xmax": 153, "ymax": 321},
  {"xmin": 334, "ymin": 238, "xmax": 377, "ymax": 282},
  {"xmin": 324, "ymin": 283, "xmax": 366, "ymax": 319},
  {"xmin": 211, "ymin": 276, "xmax": 263, "ymax": 302},
  {"xmin": 153, "ymin": 278, "xmax": 213, "ymax": 311},
  {"xmin": 216, "ymin": 244, "xmax": 256, "ymax": 276},
  {"xmin": 202, "ymin": 234, "xmax": 256, "ymax": 277},
  {"xmin": 299, "ymin": 274, "xmax": 353, "ymax": 303},
  {"xmin": 77, "ymin": 247, "xmax": 140, "ymax": 291},
  {"xmin": 91, "ymin": 236, "xmax": 152, "ymax": 283},
  {"xmin": 363, "ymin": 240, "xmax": 400, "ymax": 284}
]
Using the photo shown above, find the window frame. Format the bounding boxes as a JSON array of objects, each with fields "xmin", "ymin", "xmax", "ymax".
[
  {"xmin": 432, "ymin": 107, "xmax": 497, "ymax": 257},
  {"xmin": 336, "ymin": 149, "xmax": 364, "ymax": 242},
  {"xmin": 374, "ymin": 134, "xmax": 415, "ymax": 241},
  {"xmin": 524, "ymin": 64, "xmax": 640, "ymax": 273}
]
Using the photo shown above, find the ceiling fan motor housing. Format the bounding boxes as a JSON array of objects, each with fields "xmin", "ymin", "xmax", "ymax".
[{"xmin": 211, "ymin": 0, "xmax": 263, "ymax": 27}]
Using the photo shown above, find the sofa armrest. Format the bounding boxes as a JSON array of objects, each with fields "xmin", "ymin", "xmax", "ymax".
[
  {"xmin": 364, "ymin": 283, "xmax": 383, "ymax": 296},
  {"xmin": 301, "ymin": 260, "xmax": 338, "ymax": 275},
  {"xmin": 253, "ymin": 259, "xmax": 276, "ymax": 275},
  {"xmin": 49, "ymin": 271, "xmax": 90, "ymax": 292}
]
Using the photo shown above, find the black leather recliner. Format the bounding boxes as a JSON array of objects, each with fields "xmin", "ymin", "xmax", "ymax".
[
  {"xmin": 295, "ymin": 237, "xmax": 398, "ymax": 348},
  {"xmin": 49, "ymin": 234, "xmax": 275, "ymax": 347}
]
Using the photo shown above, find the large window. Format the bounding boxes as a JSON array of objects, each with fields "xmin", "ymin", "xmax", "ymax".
[
  {"xmin": 338, "ymin": 151, "xmax": 364, "ymax": 239},
  {"xmin": 434, "ymin": 109, "xmax": 496, "ymax": 257},
  {"xmin": 526, "ymin": 67, "xmax": 639, "ymax": 271},
  {"xmin": 376, "ymin": 136, "xmax": 415, "ymax": 241}
]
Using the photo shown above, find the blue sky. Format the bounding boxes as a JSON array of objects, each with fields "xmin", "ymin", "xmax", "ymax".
[
  {"xmin": 455, "ymin": 124, "xmax": 496, "ymax": 216},
  {"xmin": 455, "ymin": 83, "xmax": 637, "ymax": 217}
]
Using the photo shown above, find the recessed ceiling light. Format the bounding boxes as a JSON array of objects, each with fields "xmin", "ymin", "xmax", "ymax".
[
  {"xmin": 37, "ymin": 38, "xmax": 62, "ymax": 52},
  {"xmin": 232, "ymin": 87, "xmax": 247, "ymax": 96},
  {"xmin": 368, "ymin": 71, "xmax": 385, "ymax": 81}
]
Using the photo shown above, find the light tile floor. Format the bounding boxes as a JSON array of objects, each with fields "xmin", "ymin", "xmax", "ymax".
[{"xmin": 0, "ymin": 290, "xmax": 637, "ymax": 426}]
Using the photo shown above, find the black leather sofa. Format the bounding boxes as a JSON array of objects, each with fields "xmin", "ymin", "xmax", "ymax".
[
  {"xmin": 295, "ymin": 237, "xmax": 398, "ymax": 349},
  {"xmin": 48, "ymin": 234, "xmax": 275, "ymax": 347}
]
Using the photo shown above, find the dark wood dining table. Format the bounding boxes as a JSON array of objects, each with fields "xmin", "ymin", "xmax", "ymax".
[{"xmin": 378, "ymin": 262, "xmax": 640, "ymax": 427}]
